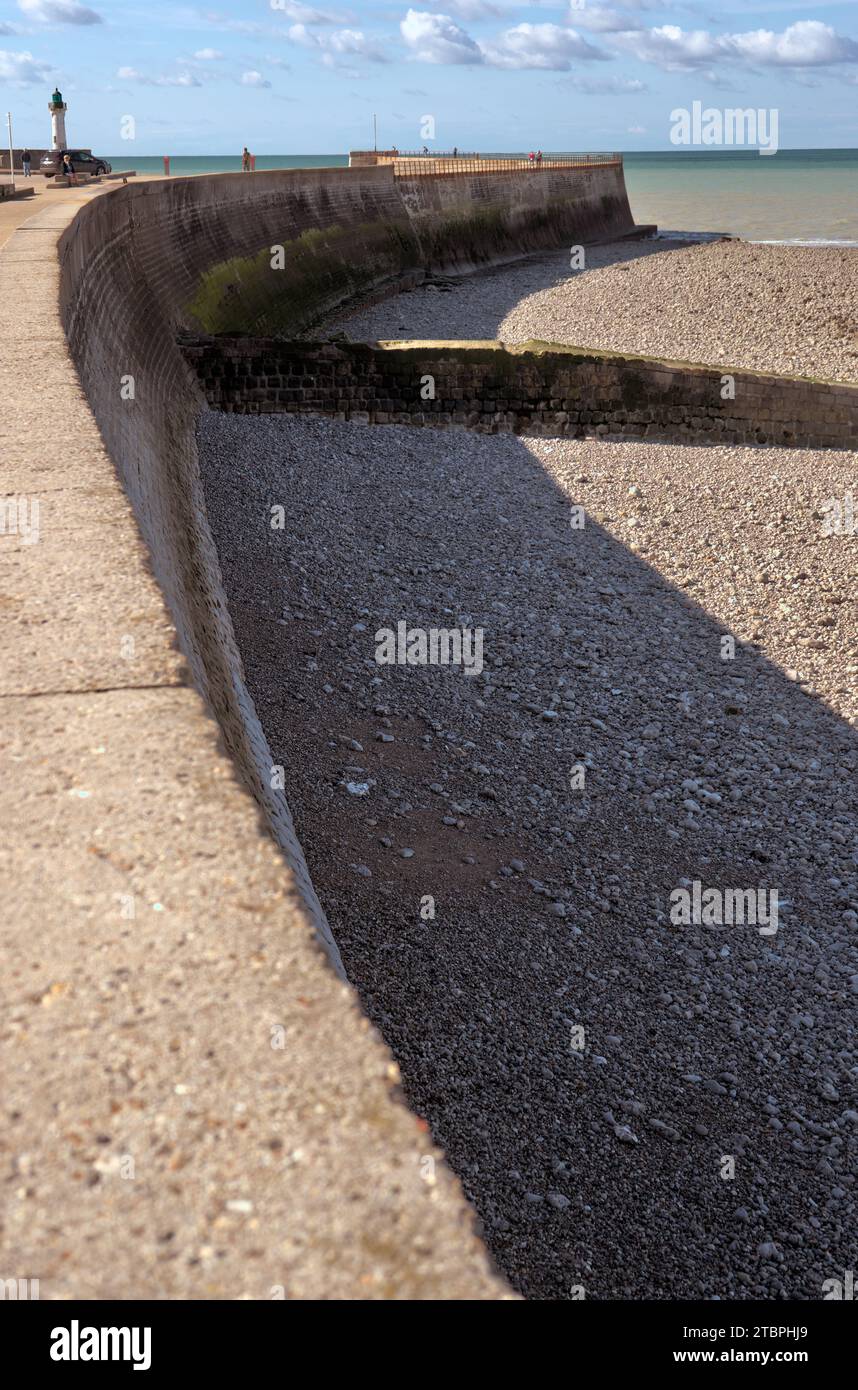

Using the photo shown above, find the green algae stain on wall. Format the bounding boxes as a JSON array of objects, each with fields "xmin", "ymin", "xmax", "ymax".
[
  {"xmin": 184, "ymin": 221, "xmax": 419, "ymax": 336},
  {"xmin": 414, "ymin": 201, "xmax": 609, "ymax": 269}
]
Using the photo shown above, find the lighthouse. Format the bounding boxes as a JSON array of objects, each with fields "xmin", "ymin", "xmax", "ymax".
[{"xmin": 49, "ymin": 88, "xmax": 68, "ymax": 151}]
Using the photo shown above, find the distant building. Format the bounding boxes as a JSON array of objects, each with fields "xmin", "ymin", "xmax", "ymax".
[{"xmin": 49, "ymin": 89, "xmax": 68, "ymax": 151}]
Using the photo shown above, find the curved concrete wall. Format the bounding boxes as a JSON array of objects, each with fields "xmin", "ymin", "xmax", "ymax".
[
  {"xmin": 58, "ymin": 173, "xmax": 351, "ymax": 971},
  {"xmin": 396, "ymin": 162, "xmax": 635, "ymax": 269},
  {"xmin": 57, "ymin": 164, "xmax": 636, "ymax": 974},
  {"xmin": 45, "ymin": 166, "xmax": 634, "ymax": 1292},
  {"xmin": 3, "ymin": 182, "xmax": 515, "ymax": 1299}
]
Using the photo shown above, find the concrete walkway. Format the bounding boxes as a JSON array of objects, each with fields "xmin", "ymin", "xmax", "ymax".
[
  {"xmin": 0, "ymin": 183, "xmax": 506, "ymax": 1298},
  {"xmin": 0, "ymin": 177, "xmax": 108, "ymax": 249}
]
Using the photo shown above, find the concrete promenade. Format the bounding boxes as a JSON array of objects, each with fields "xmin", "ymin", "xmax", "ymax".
[{"xmin": 0, "ymin": 182, "xmax": 506, "ymax": 1298}]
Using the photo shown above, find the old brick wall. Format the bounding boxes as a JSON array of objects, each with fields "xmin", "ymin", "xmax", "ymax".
[{"xmin": 181, "ymin": 336, "xmax": 858, "ymax": 451}]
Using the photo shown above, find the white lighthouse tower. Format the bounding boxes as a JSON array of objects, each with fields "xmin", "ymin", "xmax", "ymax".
[{"xmin": 49, "ymin": 88, "xmax": 68, "ymax": 150}]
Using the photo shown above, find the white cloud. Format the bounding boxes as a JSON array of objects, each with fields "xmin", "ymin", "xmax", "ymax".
[
  {"xmin": 289, "ymin": 22, "xmax": 388, "ymax": 64},
  {"xmin": 481, "ymin": 22, "xmax": 607, "ymax": 69},
  {"xmin": 241, "ymin": 69, "xmax": 271, "ymax": 86},
  {"xmin": 269, "ymin": 0, "xmax": 344, "ymax": 20},
  {"xmin": 571, "ymin": 5, "xmax": 645, "ymax": 34},
  {"xmin": 723, "ymin": 20, "xmax": 858, "ymax": 67},
  {"xmin": 0, "ymin": 46, "xmax": 52, "ymax": 83},
  {"xmin": 117, "ymin": 66, "xmax": 201, "ymax": 87},
  {"xmin": 198, "ymin": 11, "xmax": 264, "ymax": 36},
  {"xmin": 562, "ymin": 74, "xmax": 647, "ymax": 93},
  {"xmin": 611, "ymin": 24, "xmax": 721, "ymax": 71},
  {"xmin": 18, "ymin": 0, "xmax": 101, "ymax": 24},
  {"xmin": 402, "ymin": 10, "xmax": 607, "ymax": 69},
  {"xmin": 442, "ymin": 0, "xmax": 504, "ymax": 16},
  {"xmin": 400, "ymin": 9, "xmax": 483, "ymax": 65},
  {"xmin": 194, "ymin": 47, "xmax": 223, "ymax": 60},
  {"xmin": 327, "ymin": 28, "xmax": 387, "ymax": 62},
  {"xmin": 613, "ymin": 19, "xmax": 858, "ymax": 72}
]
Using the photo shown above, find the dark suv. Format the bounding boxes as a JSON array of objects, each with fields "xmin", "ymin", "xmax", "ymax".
[{"xmin": 40, "ymin": 149, "xmax": 112, "ymax": 178}]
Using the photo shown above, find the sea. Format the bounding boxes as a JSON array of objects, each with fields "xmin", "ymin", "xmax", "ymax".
[{"xmin": 103, "ymin": 149, "xmax": 858, "ymax": 246}]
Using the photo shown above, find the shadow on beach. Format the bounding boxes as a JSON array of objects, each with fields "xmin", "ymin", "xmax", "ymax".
[
  {"xmin": 199, "ymin": 411, "xmax": 856, "ymax": 1301},
  {"xmin": 324, "ymin": 236, "xmax": 700, "ymax": 343}
]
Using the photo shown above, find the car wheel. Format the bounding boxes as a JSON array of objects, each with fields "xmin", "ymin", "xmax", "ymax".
[{"xmin": 95, "ymin": 164, "xmax": 105, "ymax": 176}]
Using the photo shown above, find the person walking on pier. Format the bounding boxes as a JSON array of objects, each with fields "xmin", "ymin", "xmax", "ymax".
[{"xmin": 21, "ymin": 148, "xmax": 31, "ymax": 177}]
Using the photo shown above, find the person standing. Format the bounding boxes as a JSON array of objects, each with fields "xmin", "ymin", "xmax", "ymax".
[
  {"xmin": 536, "ymin": 149, "xmax": 543, "ymax": 165},
  {"xmin": 21, "ymin": 148, "xmax": 31, "ymax": 177},
  {"xmin": 241, "ymin": 146, "xmax": 251, "ymax": 172}
]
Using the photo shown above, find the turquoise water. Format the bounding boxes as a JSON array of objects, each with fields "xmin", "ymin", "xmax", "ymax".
[
  {"xmin": 107, "ymin": 154, "xmax": 346, "ymax": 176},
  {"xmin": 105, "ymin": 149, "xmax": 858, "ymax": 244},
  {"xmin": 622, "ymin": 149, "xmax": 858, "ymax": 244}
]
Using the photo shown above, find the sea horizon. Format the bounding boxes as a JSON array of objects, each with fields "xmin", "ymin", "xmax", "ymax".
[{"xmin": 102, "ymin": 148, "xmax": 858, "ymax": 245}]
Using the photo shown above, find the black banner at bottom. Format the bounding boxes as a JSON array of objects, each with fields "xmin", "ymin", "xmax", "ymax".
[{"xmin": 5, "ymin": 1297, "xmax": 851, "ymax": 1376}]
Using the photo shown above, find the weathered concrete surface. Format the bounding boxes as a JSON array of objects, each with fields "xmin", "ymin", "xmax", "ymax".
[
  {"xmin": 57, "ymin": 174, "xmax": 350, "ymax": 974},
  {"xmin": 176, "ymin": 168, "xmax": 422, "ymax": 335},
  {"xmin": 0, "ymin": 177, "xmax": 89, "ymax": 249},
  {"xmin": 55, "ymin": 166, "xmax": 640, "ymax": 979},
  {"xmin": 0, "ymin": 181, "xmax": 509, "ymax": 1298},
  {"xmin": 396, "ymin": 161, "xmax": 635, "ymax": 270},
  {"xmin": 4, "ymin": 161, "xmax": 638, "ymax": 1298}
]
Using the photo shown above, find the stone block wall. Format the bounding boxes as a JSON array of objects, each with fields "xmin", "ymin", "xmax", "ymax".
[{"xmin": 181, "ymin": 336, "xmax": 858, "ymax": 451}]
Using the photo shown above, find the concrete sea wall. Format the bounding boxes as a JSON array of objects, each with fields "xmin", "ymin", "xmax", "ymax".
[
  {"xmin": 38, "ymin": 162, "xmax": 636, "ymax": 1295},
  {"xmin": 58, "ymin": 172, "xmax": 355, "ymax": 973},
  {"xmin": 57, "ymin": 163, "xmax": 638, "ymax": 966},
  {"xmin": 3, "ymin": 180, "xmax": 515, "ymax": 1298},
  {"xmin": 180, "ymin": 335, "xmax": 858, "ymax": 451},
  {"xmin": 396, "ymin": 162, "xmax": 635, "ymax": 269}
]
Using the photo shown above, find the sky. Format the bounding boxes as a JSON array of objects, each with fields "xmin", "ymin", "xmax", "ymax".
[{"xmin": 1, "ymin": 0, "xmax": 857, "ymax": 154}]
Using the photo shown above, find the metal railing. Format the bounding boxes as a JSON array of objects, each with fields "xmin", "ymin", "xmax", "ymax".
[{"xmin": 384, "ymin": 153, "xmax": 622, "ymax": 177}]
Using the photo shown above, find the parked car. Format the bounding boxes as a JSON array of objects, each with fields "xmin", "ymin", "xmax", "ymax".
[{"xmin": 40, "ymin": 149, "xmax": 112, "ymax": 178}]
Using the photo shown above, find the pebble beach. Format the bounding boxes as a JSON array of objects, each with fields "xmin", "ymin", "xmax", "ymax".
[
  {"xmin": 329, "ymin": 237, "xmax": 858, "ymax": 384},
  {"xmin": 198, "ymin": 235, "xmax": 857, "ymax": 1300}
]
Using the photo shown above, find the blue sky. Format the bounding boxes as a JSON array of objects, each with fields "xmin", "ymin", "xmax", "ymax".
[{"xmin": 1, "ymin": 1, "xmax": 857, "ymax": 153}]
